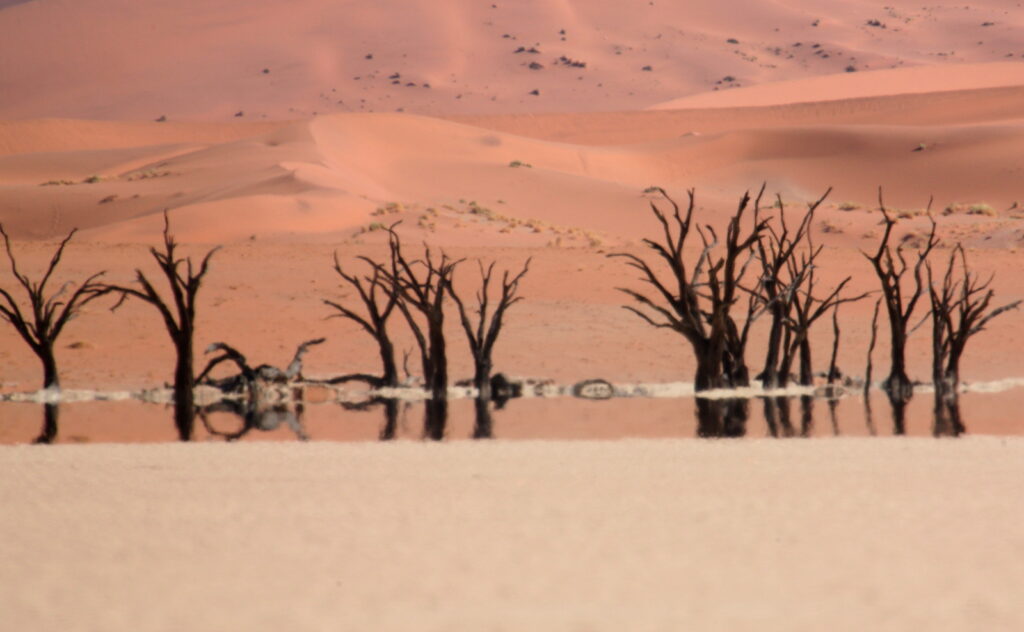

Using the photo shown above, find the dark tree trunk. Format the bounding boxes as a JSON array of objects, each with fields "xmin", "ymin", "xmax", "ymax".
[
  {"xmin": 760, "ymin": 308, "xmax": 785, "ymax": 389},
  {"xmin": 379, "ymin": 337, "xmax": 398, "ymax": 388},
  {"xmin": 694, "ymin": 345, "xmax": 725, "ymax": 391},
  {"xmin": 173, "ymin": 336, "xmax": 195, "ymax": 442},
  {"xmin": 885, "ymin": 327, "xmax": 914, "ymax": 404},
  {"xmin": 40, "ymin": 346, "xmax": 59, "ymax": 390},
  {"xmin": 428, "ymin": 321, "xmax": 447, "ymax": 401},
  {"xmin": 943, "ymin": 356, "xmax": 962, "ymax": 396},
  {"xmin": 474, "ymin": 356, "xmax": 493, "ymax": 401},
  {"xmin": 798, "ymin": 339, "xmax": 813, "ymax": 386},
  {"xmin": 725, "ymin": 355, "xmax": 750, "ymax": 388}
]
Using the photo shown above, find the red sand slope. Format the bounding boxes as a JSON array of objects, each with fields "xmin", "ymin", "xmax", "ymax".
[{"xmin": 2, "ymin": 0, "xmax": 1023, "ymax": 120}]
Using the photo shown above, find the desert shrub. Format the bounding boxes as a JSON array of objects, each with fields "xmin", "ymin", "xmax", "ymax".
[
  {"xmin": 371, "ymin": 202, "xmax": 404, "ymax": 216},
  {"xmin": 837, "ymin": 201, "xmax": 860, "ymax": 211},
  {"xmin": 944, "ymin": 202, "xmax": 996, "ymax": 216}
]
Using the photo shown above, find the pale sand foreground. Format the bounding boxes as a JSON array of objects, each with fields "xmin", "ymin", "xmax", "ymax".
[{"xmin": 2, "ymin": 439, "xmax": 1023, "ymax": 631}]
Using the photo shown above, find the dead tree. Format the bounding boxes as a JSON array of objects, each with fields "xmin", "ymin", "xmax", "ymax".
[
  {"xmin": 381, "ymin": 227, "xmax": 461, "ymax": 400},
  {"xmin": 928, "ymin": 244, "xmax": 1020, "ymax": 394},
  {"xmin": 450, "ymin": 259, "xmax": 530, "ymax": 400},
  {"xmin": 783, "ymin": 256, "xmax": 866, "ymax": 386},
  {"xmin": 750, "ymin": 190, "xmax": 866, "ymax": 388},
  {"xmin": 197, "ymin": 338, "xmax": 325, "ymax": 392},
  {"xmin": 928, "ymin": 244, "xmax": 1019, "ymax": 437},
  {"xmin": 323, "ymin": 252, "xmax": 400, "ymax": 388},
  {"xmin": 0, "ymin": 225, "xmax": 112, "ymax": 390},
  {"xmin": 611, "ymin": 188, "xmax": 769, "ymax": 390},
  {"xmin": 862, "ymin": 192, "xmax": 938, "ymax": 403},
  {"xmin": 753, "ymin": 190, "xmax": 827, "ymax": 388},
  {"xmin": 106, "ymin": 212, "xmax": 219, "ymax": 440},
  {"xmin": 826, "ymin": 305, "xmax": 842, "ymax": 387}
]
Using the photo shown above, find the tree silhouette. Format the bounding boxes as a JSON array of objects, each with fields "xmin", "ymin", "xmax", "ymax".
[
  {"xmin": 753, "ymin": 192, "xmax": 821, "ymax": 388},
  {"xmin": 323, "ymin": 251, "xmax": 400, "ymax": 388},
  {"xmin": 379, "ymin": 227, "xmax": 461, "ymax": 401},
  {"xmin": 927, "ymin": 244, "xmax": 1019, "ymax": 436},
  {"xmin": 611, "ymin": 188, "xmax": 769, "ymax": 390},
  {"xmin": 450, "ymin": 259, "xmax": 530, "ymax": 400},
  {"xmin": 106, "ymin": 212, "xmax": 219, "ymax": 440},
  {"xmin": 863, "ymin": 191, "xmax": 938, "ymax": 404},
  {"xmin": 0, "ymin": 225, "xmax": 112, "ymax": 390}
]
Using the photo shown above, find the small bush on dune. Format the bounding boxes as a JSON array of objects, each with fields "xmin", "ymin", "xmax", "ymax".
[{"xmin": 943, "ymin": 202, "xmax": 996, "ymax": 217}]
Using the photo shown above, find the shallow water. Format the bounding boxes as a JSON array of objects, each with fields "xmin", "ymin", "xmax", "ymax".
[{"xmin": 1, "ymin": 385, "xmax": 1022, "ymax": 444}]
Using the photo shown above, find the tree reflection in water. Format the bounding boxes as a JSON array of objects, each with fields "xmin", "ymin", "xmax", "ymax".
[
  {"xmin": 473, "ymin": 398, "xmax": 495, "ymax": 439},
  {"xmin": 14, "ymin": 384, "xmax": 979, "ymax": 444},
  {"xmin": 933, "ymin": 389, "xmax": 965, "ymax": 437},
  {"xmin": 198, "ymin": 399, "xmax": 307, "ymax": 441},
  {"xmin": 423, "ymin": 398, "xmax": 448, "ymax": 441},
  {"xmin": 33, "ymin": 403, "xmax": 59, "ymax": 444},
  {"xmin": 695, "ymin": 398, "xmax": 749, "ymax": 438}
]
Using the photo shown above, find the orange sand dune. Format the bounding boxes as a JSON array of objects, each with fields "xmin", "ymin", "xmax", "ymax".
[
  {"xmin": 651, "ymin": 61, "xmax": 1024, "ymax": 109},
  {"xmin": 3, "ymin": 79, "xmax": 1024, "ymax": 243},
  {"xmin": 2, "ymin": 1, "xmax": 1022, "ymax": 120}
]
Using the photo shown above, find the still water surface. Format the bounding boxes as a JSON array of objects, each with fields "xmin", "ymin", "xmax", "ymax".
[{"xmin": 2, "ymin": 385, "xmax": 1022, "ymax": 444}]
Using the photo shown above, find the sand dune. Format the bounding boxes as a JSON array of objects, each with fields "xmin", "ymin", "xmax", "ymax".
[
  {"xmin": 2, "ymin": 1, "xmax": 1023, "ymax": 120},
  {"xmin": 651, "ymin": 61, "xmax": 1024, "ymax": 109},
  {"xmin": 3, "ymin": 79, "xmax": 1024, "ymax": 243}
]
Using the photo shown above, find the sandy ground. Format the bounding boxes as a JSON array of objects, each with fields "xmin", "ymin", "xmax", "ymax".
[{"xmin": 2, "ymin": 438, "xmax": 1023, "ymax": 631}]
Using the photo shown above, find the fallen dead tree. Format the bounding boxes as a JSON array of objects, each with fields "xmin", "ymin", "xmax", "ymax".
[{"xmin": 197, "ymin": 338, "xmax": 326, "ymax": 392}]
